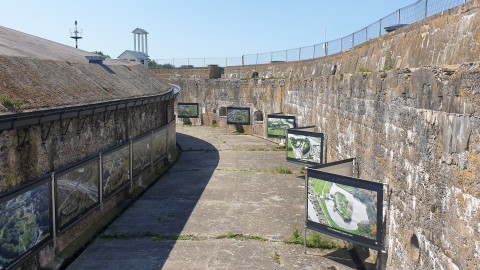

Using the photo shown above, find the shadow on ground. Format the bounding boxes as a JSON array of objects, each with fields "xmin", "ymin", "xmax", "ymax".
[{"xmin": 66, "ymin": 132, "xmax": 219, "ymax": 270}]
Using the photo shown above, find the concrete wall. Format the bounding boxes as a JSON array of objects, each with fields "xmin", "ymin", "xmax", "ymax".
[{"xmin": 155, "ymin": 1, "xmax": 480, "ymax": 269}]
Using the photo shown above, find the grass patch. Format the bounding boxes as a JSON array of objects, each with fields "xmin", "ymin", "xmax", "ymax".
[
  {"xmin": 299, "ymin": 165, "xmax": 305, "ymax": 175},
  {"xmin": 384, "ymin": 54, "xmax": 395, "ymax": 71},
  {"xmin": 158, "ymin": 211, "xmax": 175, "ymax": 222},
  {"xmin": 145, "ymin": 232, "xmax": 198, "ymax": 241},
  {"xmin": 216, "ymin": 232, "xmax": 268, "ymax": 241},
  {"xmin": 0, "ymin": 94, "xmax": 24, "ymax": 111},
  {"xmin": 100, "ymin": 232, "xmax": 131, "ymax": 239},
  {"xmin": 285, "ymin": 226, "xmax": 338, "ymax": 249},
  {"xmin": 272, "ymin": 251, "xmax": 281, "ymax": 265},
  {"xmin": 245, "ymin": 147, "xmax": 284, "ymax": 151},
  {"xmin": 211, "ymin": 120, "xmax": 218, "ymax": 128},
  {"xmin": 359, "ymin": 67, "xmax": 370, "ymax": 73},
  {"xmin": 275, "ymin": 167, "xmax": 292, "ymax": 174}
]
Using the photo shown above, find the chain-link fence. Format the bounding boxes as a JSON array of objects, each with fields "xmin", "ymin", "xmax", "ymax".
[{"xmin": 152, "ymin": 0, "xmax": 470, "ymax": 68}]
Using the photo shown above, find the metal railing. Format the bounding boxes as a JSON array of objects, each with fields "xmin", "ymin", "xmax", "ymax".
[{"xmin": 152, "ymin": 0, "xmax": 470, "ymax": 68}]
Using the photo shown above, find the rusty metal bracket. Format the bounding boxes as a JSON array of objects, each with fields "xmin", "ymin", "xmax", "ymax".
[{"xmin": 76, "ymin": 116, "xmax": 88, "ymax": 134}]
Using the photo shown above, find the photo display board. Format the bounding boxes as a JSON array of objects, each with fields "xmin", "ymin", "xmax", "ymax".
[
  {"xmin": 306, "ymin": 159, "xmax": 384, "ymax": 250},
  {"xmin": 102, "ymin": 143, "xmax": 130, "ymax": 199},
  {"xmin": 0, "ymin": 178, "xmax": 52, "ymax": 269},
  {"xmin": 132, "ymin": 134, "xmax": 152, "ymax": 177},
  {"xmin": 286, "ymin": 126, "xmax": 324, "ymax": 165},
  {"xmin": 226, "ymin": 107, "xmax": 250, "ymax": 125},
  {"xmin": 152, "ymin": 128, "xmax": 167, "ymax": 163},
  {"xmin": 267, "ymin": 114, "xmax": 296, "ymax": 138},
  {"xmin": 55, "ymin": 157, "xmax": 99, "ymax": 231},
  {"xmin": 177, "ymin": 103, "xmax": 199, "ymax": 118}
]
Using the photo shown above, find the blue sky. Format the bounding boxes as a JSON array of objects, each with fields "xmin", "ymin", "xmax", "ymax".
[{"xmin": 0, "ymin": 0, "xmax": 414, "ymax": 60}]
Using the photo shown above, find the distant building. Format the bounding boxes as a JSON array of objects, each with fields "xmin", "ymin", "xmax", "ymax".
[
  {"xmin": 117, "ymin": 50, "xmax": 149, "ymax": 66},
  {"xmin": 117, "ymin": 28, "xmax": 149, "ymax": 67}
]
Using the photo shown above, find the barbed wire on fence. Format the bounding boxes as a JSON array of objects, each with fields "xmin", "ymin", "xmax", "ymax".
[{"xmin": 151, "ymin": 0, "xmax": 469, "ymax": 68}]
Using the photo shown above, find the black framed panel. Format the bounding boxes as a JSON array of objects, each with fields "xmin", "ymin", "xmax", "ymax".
[
  {"xmin": 152, "ymin": 127, "xmax": 167, "ymax": 163},
  {"xmin": 286, "ymin": 127, "xmax": 324, "ymax": 165},
  {"xmin": 226, "ymin": 107, "xmax": 250, "ymax": 125},
  {"xmin": 177, "ymin": 103, "xmax": 199, "ymax": 118},
  {"xmin": 55, "ymin": 157, "xmax": 100, "ymax": 232},
  {"xmin": 132, "ymin": 133, "xmax": 152, "ymax": 178},
  {"xmin": 267, "ymin": 114, "xmax": 296, "ymax": 138},
  {"xmin": 0, "ymin": 177, "xmax": 52, "ymax": 269},
  {"xmin": 306, "ymin": 168, "xmax": 384, "ymax": 250},
  {"xmin": 102, "ymin": 142, "xmax": 130, "ymax": 199}
]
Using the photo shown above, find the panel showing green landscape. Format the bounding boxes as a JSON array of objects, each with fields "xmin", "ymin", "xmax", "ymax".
[
  {"xmin": 0, "ymin": 181, "xmax": 51, "ymax": 268},
  {"xmin": 102, "ymin": 144, "xmax": 130, "ymax": 198},
  {"xmin": 307, "ymin": 177, "xmax": 378, "ymax": 240},
  {"xmin": 287, "ymin": 134, "xmax": 322, "ymax": 163},
  {"xmin": 152, "ymin": 129, "xmax": 167, "ymax": 162},
  {"xmin": 178, "ymin": 103, "xmax": 199, "ymax": 118},
  {"xmin": 132, "ymin": 135, "xmax": 151, "ymax": 177},
  {"xmin": 56, "ymin": 159, "xmax": 99, "ymax": 230},
  {"xmin": 267, "ymin": 116, "xmax": 295, "ymax": 137},
  {"xmin": 226, "ymin": 107, "xmax": 250, "ymax": 125}
]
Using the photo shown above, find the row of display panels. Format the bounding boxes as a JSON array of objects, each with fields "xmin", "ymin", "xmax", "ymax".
[
  {"xmin": 177, "ymin": 103, "xmax": 252, "ymax": 126},
  {"xmin": 176, "ymin": 103, "xmax": 385, "ymax": 250},
  {"xmin": 177, "ymin": 104, "xmax": 323, "ymax": 166},
  {"xmin": 0, "ymin": 120, "xmax": 176, "ymax": 270}
]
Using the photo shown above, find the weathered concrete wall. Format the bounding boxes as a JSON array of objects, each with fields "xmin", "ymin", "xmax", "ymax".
[{"xmin": 156, "ymin": 1, "xmax": 480, "ymax": 269}]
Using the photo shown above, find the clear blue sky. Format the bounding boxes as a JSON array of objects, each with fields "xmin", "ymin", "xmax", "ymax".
[{"xmin": 0, "ymin": 0, "xmax": 414, "ymax": 60}]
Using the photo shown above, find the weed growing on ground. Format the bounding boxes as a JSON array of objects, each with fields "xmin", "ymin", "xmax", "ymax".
[
  {"xmin": 275, "ymin": 167, "xmax": 292, "ymax": 174},
  {"xmin": 285, "ymin": 226, "xmax": 338, "ymax": 249},
  {"xmin": 272, "ymin": 251, "xmax": 281, "ymax": 265},
  {"xmin": 100, "ymin": 232, "xmax": 131, "ymax": 239}
]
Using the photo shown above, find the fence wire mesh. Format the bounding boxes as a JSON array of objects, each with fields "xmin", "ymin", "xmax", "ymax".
[{"xmin": 152, "ymin": 0, "xmax": 470, "ymax": 68}]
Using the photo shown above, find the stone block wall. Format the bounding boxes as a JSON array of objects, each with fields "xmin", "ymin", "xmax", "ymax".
[
  {"xmin": 155, "ymin": 1, "xmax": 480, "ymax": 268},
  {"xmin": 0, "ymin": 97, "xmax": 176, "ymax": 269}
]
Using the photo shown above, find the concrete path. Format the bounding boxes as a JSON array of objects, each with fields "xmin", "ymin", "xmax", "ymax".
[{"xmin": 67, "ymin": 126, "xmax": 355, "ymax": 270}]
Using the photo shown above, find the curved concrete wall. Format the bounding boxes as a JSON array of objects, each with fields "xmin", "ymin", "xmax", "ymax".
[{"xmin": 156, "ymin": 1, "xmax": 480, "ymax": 269}]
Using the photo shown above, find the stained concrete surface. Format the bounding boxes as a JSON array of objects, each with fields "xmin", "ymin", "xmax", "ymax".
[{"xmin": 66, "ymin": 126, "xmax": 355, "ymax": 270}]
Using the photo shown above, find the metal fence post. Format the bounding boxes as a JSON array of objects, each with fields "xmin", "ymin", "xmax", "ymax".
[
  {"xmin": 271, "ymin": 52, "xmax": 273, "ymax": 63},
  {"xmin": 365, "ymin": 27, "xmax": 368, "ymax": 41},
  {"xmin": 425, "ymin": 0, "xmax": 428, "ymax": 18},
  {"xmin": 204, "ymin": 58, "xmax": 206, "ymax": 67},
  {"xmin": 352, "ymin": 33, "xmax": 355, "ymax": 47},
  {"xmin": 341, "ymin": 38, "xmax": 343, "ymax": 51},
  {"xmin": 379, "ymin": 19, "xmax": 382, "ymax": 36},
  {"xmin": 313, "ymin": 45, "xmax": 316, "ymax": 59},
  {"xmin": 298, "ymin": 47, "xmax": 301, "ymax": 61},
  {"xmin": 285, "ymin": 50, "xmax": 287, "ymax": 62},
  {"xmin": 256, "ymin": 54, "xmax": 258, "ymax": 65},
  {"xmin": 398, "ymin": 9, "xmax": 401, "ymax": 24}
]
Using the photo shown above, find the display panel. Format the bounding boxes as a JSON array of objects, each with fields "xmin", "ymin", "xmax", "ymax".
[
  {"xmin": 226, "ymin": 107, "xmax": 250, "ymax": 125},
  {"xmin": 0, "ymin": 179, "xmax": 52, "ymax": 269},
  {"xmin": 167, "ymin": 121, "xmax": 176, "ymax": 152},
  {"xmin": 286, "ymin": 127, "xmax": 324, "ymax": 165},
  {"xmin": 55, "ymin": 157, "xmax": 99, "ymax": 231},
  {"xmin": 267, "ymin": 114, "xmax": 296, "ymax": 138},
  {"xmin": 102, "ymin": 143, "xmax": 130, "ymax": 198},
  {"xmin": 306, "ymin": 167, "xmax": 384, "ymax": 250},
  {"xmin": 177, "ymin": 103, "xmax": 199, "ymax": 118},
  {"xmin": 132, "ymin": 134, "xmax": 151, "ymax": 177},
  {"xmin": 152, "ymin": 128, "xmax": 167, "ymax": 163}
]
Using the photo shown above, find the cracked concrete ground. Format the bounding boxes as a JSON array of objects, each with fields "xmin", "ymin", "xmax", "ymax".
[{"xmin": 67, "ymin": 126, "xmax": 355, "ymax": 270}]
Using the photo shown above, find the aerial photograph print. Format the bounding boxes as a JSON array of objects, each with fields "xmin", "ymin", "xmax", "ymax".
[{"xmin": 307, "ymin": 176, "xmax": 378, "ymax": 240}]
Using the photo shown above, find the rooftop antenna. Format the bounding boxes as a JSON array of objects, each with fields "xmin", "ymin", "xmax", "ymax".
[{"xmin": 70, "ymin": 20, "xmax": 83, "ymax": 49}]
